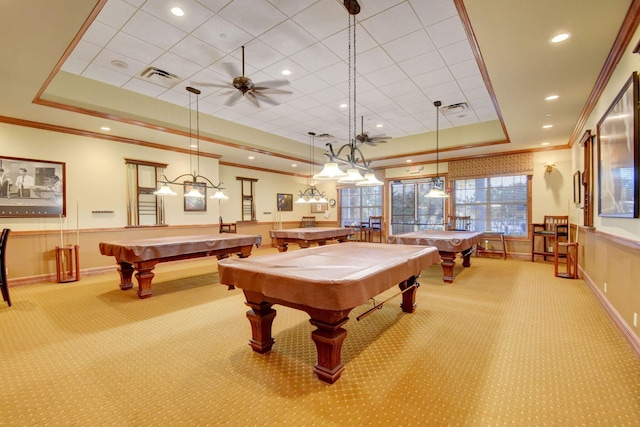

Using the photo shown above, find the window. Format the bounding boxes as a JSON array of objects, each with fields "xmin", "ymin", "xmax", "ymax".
[
  {"xmin": 453, "ymin": 175, "xmax": 529, "ymax": 236},
  {"xmin": 390, "ymin": 179, "xmax": 446, "ymax": 234},
  {"xmin": 339, "ymin": 186, "xmax": 382, "ymax": 227},
  {"xmin": 125, "ymin": 159, "xmax": 167, "ymax": 226}
]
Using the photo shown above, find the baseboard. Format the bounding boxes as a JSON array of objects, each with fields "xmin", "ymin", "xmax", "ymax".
[
  {"xmin": 580, "ymin": 266, "xmax": 640, "ymax": 359},
  {"xmin": 8, "ymin": 265, "xmax": 116, "ymax": 287}
]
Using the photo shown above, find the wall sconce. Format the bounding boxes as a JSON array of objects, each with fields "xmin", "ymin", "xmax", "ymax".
[{"xmin": 544, "ymin": 162, "xmax": 556, "ymax": 174}]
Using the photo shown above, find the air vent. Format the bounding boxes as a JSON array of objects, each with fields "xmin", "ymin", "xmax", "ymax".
[
  {"xmin": 441, "ymin": 102, "xmax": 469, "ymax": 115},
  {"xmin": 140, "ymin": 67, "xmax": 180, "ymax": 88}
]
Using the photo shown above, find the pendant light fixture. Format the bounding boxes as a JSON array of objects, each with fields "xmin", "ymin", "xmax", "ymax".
[
  {"xmin": 154, "ymin": 86, "xmax": 228, "ymax": 200},
  {"xmin": 296, "ymin": 132, "xmax": 328, "ymax": 204},
  {"xmin": 314, "ymin": 1, "xmax": 382, "ymax": 186},
  {"xmin": 425, "ymin": 100, "xmax": 449, "ymax": 198}
]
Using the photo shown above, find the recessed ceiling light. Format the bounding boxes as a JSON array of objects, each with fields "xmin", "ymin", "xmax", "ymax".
[
  {"xmin": 100, "ymin": 126, "xmax": 110, "ymax": 131},
  {"xmin": 171, "ymin": 7, "xmax": 184, "ymax": 16},
  {"xmin": 376, "ymin": 124, "xmax": 383, "ymax": 128},
  {"xmin": 545, "ymin": 94, "xmax": 559, "ymax": 101},
  {"xmin": 340, "ymin": 103, "xmax": 348, "ymax": 109},
  {"xmin": 248, "ymin": 156, "xmax": 255, "ymax": 160},
  {"xmin": 281, "ymin": 70, "xmax": 291, "ymax": 76},
  {"xmin": 545, "ymin": 113, "xmax": 552, "ymax": 117},
  {"xmin": 550, "ymin": 33, "xmax": 571, "ymax": 43},
  {"xmin": 541, "ymin": 142, "xmax": 550, "ymax": 146},
  {"xmin": 110, "ymin": 60, "xmax": 128, "ymax": 69},
  {"xmin": 543, "ymin": 124, "xmax": 553, "ymax": 129},
  {"xmin": 190, "ymin": 144, "xmax": 197, "ymax": 148},
  {"xmin": 406, "ymin": 159, "xmax": 412, "ymax": 163},
  {"xmin": 291, "ymin": 164, "xmax": 297, "ymax": 168}
]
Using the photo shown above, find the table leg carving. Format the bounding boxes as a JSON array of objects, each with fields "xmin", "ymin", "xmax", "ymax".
[
  {"xmin": 439, "ymin": 251, "xmax": 456, "ymax": 283},
  {"xmin": 237, "ymin": 245, "xmax": 254, "ymax": 258},
  {"xmin": 117, "ymin": 262, "xmax": 134, "ymax": 290},
  {"xmin": 399, "ymin": 275, "xmax": 419, "ymax": 313},
  {"xmin": 244, "ymin": 297, "xmax": 277, "ymax": 354},
  {"xmin": 135, "ymin": 260, "xmax": 158, "ymax": 299},
  {"xmin": 272, "ymin": 238, "xmax": 288, "ymax": 252},
  {"xmin": 309, "ymin": 317, "xmax": 348, "ymax": 384},
  {"xmin": 298, "ymin": 241, "xmax": 312, "ymax": 248}
]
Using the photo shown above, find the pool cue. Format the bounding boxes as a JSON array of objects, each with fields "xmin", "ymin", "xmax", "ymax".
[{"xmin": 356, "ymin": 282, "xmax": 420, "ymax": 321}]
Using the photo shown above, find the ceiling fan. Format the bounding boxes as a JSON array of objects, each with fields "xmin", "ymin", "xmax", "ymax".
[
  {"xmin": 193, "ymin": 46, "xmax": 291, "ymax": 107},
  {"xmin": 355, "ymin": 116, "xmax": 391, "ymax": 146}
]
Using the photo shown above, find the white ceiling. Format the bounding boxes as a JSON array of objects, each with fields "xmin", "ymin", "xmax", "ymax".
[{"xmin": 0, "ymin": 0, "xmax": 634, "ymax": 175}]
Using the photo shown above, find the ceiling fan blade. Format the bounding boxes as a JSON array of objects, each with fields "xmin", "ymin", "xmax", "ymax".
[
  {"xmin": 221, "ymin": 62, "xmax": 241, "ymax": 79},
  {"xmin": 253, "ymin": 79, "xmax": 290, "ymax": 89},
  {"xmin": 224, "ymin": 90, "xmax": 243, "ymax": 107},
  {"xmin": 245, "ymin": 92, "xmax": 260, "ymax": 107},
  {"xmin": 367, "ymin": 136, "xmax": 391, "ymax": 143},
  {"xmin": 253, "ymin": 88, "xmax": 292, "ymax": 95},
  {"xmin": 191, "ymin": 81, "xmax": 231, "ymax": 89},
  {"xmin": 253, "ymin": 92, "xmax": 280, "ymax": 106}
]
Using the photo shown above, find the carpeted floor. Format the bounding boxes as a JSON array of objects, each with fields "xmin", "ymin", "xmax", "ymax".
[{"xmin": 1, "ymin": 246, "xmax": 640, "ymax": 426}]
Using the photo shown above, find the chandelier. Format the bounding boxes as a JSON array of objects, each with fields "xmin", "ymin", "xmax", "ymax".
[
  {"xmin": 295, "ymin": 132, "xmax": 328, "ymax": 204},
  {"xmin": 425, "ymin": 100, "xmax": 449, "ymax": 198},
  {"xmin": 313, "ymin": 1, "xmax": 383, "ymax": 187},
  {"xmin": 154, "ymin": 86, "xmax": 228, "ymax": 200}
]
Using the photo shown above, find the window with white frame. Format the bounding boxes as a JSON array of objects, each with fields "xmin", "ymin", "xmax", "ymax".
[
  {"xmin": 453, "ymin": 175, "xmax": 530, "ymax": 236},
  {"xmin": 339, "ymin": 186, "xmax": 382, "ymax": 227}
]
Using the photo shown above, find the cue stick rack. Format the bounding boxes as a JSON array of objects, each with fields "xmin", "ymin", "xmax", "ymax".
[{"xmin": 55, "ymin": 245, "xmax": 80, "ymax": 283}]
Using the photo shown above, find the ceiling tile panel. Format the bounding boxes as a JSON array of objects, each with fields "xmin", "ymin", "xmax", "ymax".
[
  {"xmin": 96, "ymin": 0, "xmax": 138, "ymax": 29},
  {"xmin": 121, "ymin": 10, "xmax": 186, "ymax": 50},
  {"xmin": 142, "ymin": 0, "xmax": 214, "ymax": 32},
  {"xmin": 191, "ymin": 15, "xmax": 253, "ymax": 54},
  {"xmin": 218, "ymin": 0, "xmax": 288, "ymax": 37},
  {"xmin": 105, "ymin": 31, "xmax": 164, "ymax": 64},
  {"xmin": 360, "ymin": 2, "xmax": 422, "ymax": 45},
  {"xmin": 383, "ymin": 30, "xmax": 436, "ymax": 63}
]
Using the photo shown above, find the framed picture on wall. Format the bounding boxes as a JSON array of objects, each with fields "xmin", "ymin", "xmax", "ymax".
[
  {"xmin": 277, "ymin": 193, "xmax": 293, "ymax": 211},
  {"xmin": 0, "ymin": 155, "xmax": 66, "ymax": 217},
  {"xmin": 573, "ymin": 171, "xmax": 582, "ymax": 206},
  {"xmin": 597, "ymin": 71, "xmax": 639, "ymax": 218},
  {"xmin": 310, "ymin": 202, "xmax": 328, "ymax": 213},
  {"xmin": 184, "ymin": 181, "xmax": 207, "ymax": 212}
]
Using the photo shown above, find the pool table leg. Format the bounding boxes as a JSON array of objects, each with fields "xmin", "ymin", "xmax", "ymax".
[
  {"xmin": 244, "ymin": 298, "xmax": 277, "ymax": 353},
  {"xmin": 309, "ymin": 317, "xmax": 348, "ymax": 384},
  {"xmin": 134, "ymin": 260, "xmax": 158, "ymax": 299},
  {"xmin": 439, "ymin": 251, "xmax": 456, "ymax": 283},
  {"xmin": 399, "ymin": 275, "xmax": 419, "ymax": 313},
  {"xmin": 116, "ymin": 262, "xmax": 134, "ymax": 290},
  {"xmin": 461, "ymin": 247, "xmax": 474, "ymax": 267}
]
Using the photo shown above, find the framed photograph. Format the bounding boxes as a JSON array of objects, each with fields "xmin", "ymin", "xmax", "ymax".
[
  {"xmin": 184, "ymin": 181, "xmax": 207, "ymax": 212},
  {"xmin": 597, "ymin": 72, "xmax": 639, "ymax": 218},
  {"xmin": 277, "ymin": 193, "xmax": 293, "ymax": 211},
  {"xmin": 310, "ymin": 202, "xmax": 328, "ymax": 213},
  {"xmin": 0, "ymin": 155, "xmax": 65, "ymax": 217},
  {"xmin": 573, "ymin": 171, "xmax": 582, "ymax": 205}
]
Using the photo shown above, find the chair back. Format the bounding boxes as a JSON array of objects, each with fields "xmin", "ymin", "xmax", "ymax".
[
  {"xmin": 300, "ymin": 216, "xmax": 316, "ymax": 228},
  {"xmin": 219, "ymin": 217, "xmax": 237, "ymax": 233},
  {"xmin": 447, "ymin": 215, "xmax": 471, "ymax": 231},
  {"xmin": 543, "ymin": 215, "xmax": 568, "ymax": 231},
  {"xmin": 1, "ymin": 228, "xmax": 11, "ymax": 306},
  {"xmin": 369, "ymin": 216, "xmax": 383, "ymax": 243}
]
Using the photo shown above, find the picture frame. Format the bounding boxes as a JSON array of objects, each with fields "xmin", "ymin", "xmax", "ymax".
[
  {"xmin": 597, "ymin": 72, "xmax": 639, "ymax": 218},
  {"xmin": 0, "ymin": 155, "xmax": 66, "ymax": 217},
  {"xmin": 277, "ymin": 193, "xmax": 293, "ymax": 211},
  {"xmin": 573, "ymin": 171, "xmax": 582, "ymax": 206},
  {"xmin": 184, "ymin": 181, "xmax": 207, "ymax": 212},
  {"xmin": 310, "ymin": 202, "xmax": 328, "ymax": 213}
]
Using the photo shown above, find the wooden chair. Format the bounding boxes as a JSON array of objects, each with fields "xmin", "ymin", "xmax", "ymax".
[
  {"xmin": 300, "ymin": 216, "xmax": 316, "ymax": 228},
  {"xmin": 531, "ymin": 215, "xmax": 568, "ymax": 262},
  {"xmin": 368, "ymin": 216, "xmax": 383, "ymax": 243},
  {"xmin": 219, "ymin": 217, "xmax": 236, "ymax": 234},
  {"xmin": 1, "ymin": 228, "xmax": 11, "ymax": 307},
  {"xmin": 447, "ymin": 215, "xmax": 471, "ymax": 231}
]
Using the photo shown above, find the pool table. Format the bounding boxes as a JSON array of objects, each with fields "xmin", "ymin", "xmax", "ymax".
[
  {"xmin": 388, "ymin": 230, "xmax": 484, "ymax": 283},
  {"xmin": 218, "ymin": 242, "xmax": 440, "ymax": 383},
  {"xmin": 269, "ymin": 227, "xmax": 353, "ymax": 252},
  {"xmin": 99, "ymin": 233, "xmax": 262, "ymax": 298}
]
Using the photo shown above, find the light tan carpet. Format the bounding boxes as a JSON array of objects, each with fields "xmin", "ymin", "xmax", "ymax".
[{"xmin": 1, "ymin": 247, "xmax": 640, "ymax": 426}]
